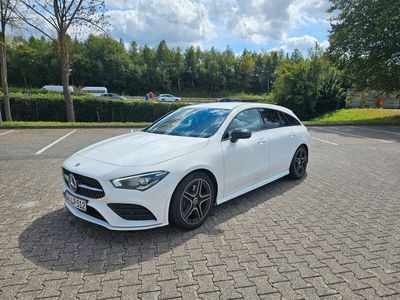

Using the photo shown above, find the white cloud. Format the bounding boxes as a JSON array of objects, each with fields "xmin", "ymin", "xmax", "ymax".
[
  {"xmin": 288, "ymin": 0, "xmax": 330, "ymax": 25},
  {"xmin": 205, "ymin": 0, "xmax": 329, "ymax": 45},
  {"xmin": 105, "ymin": 0, "xmax": 214, "ymax": 47},
  {"xmin": 17, "ymin": 0, "xmax": 330, "ymax": 51},
  {"xmin": 274, "ymin": 35, "xmax": 329, "ymax": 53}
]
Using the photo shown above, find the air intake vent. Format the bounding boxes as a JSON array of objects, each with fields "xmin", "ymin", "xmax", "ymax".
[{"xmin": 108, "ymin": 203, "xmax": 156, "ymax": 221}]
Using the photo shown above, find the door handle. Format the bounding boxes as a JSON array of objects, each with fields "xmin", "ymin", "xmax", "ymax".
[
  {"xmin": 258, "ymin": 138, "xmax": 267, "ymax": 145},
  {"xmin": 289, "ymin": 132, "xmax": 296, "ymax": 138}
]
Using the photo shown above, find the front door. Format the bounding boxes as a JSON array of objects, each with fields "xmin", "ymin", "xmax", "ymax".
[{"xmin": 221, "ymin": 109, "xmax": 268, "ymax": 196}]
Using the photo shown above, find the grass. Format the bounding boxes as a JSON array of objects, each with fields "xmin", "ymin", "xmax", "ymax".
[
  {"xmin": 0, "ymin": 121, "xmax": 151, "ymax": 128},
  {"xmin": 229, "ymin": 92, "xmax": 273, "ymax": 102},
  {"xmin": 305, "ymin": 108, "xmax": 400, "ymax": 125}
]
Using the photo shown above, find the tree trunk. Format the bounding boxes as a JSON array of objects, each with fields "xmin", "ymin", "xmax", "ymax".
[
  {"xmin": 0, "ymin": 30, "xmax": 12, "ymax": 121},
  {"xmin": 59, "ymin": 32, "xmax": 75, "ymax": 122}
]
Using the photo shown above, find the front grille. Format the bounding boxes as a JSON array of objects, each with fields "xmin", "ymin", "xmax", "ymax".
[
  {"xmin": 108, "ymin": 203, "xmax": 156, "ymax": 221},
  {"xmin": 63, "ymin": 168, "xmax": 105, "ymax": 199}
]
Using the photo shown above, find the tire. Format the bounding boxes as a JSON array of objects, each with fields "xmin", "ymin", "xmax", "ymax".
[
  {"xmin": 289, "ymin": 145, "xmax": 308, "ymax": 180},
  {"xmin": 169, "ymin": 172, "xmax": 215, "ymax": 230}
]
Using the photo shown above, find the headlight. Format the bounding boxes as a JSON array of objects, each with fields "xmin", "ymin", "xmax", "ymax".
[{"xmin": 111, "ymin": 171, "xmax": 169, "ymax": 191}]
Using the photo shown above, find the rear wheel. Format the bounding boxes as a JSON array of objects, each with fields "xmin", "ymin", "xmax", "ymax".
[
  {"xmin": 289, "ymin": 145, "xmax": 308, "ymax": 179},
  {"xmin": 169, "ymin": 172, "xmax": 215, "ymax": 230}
]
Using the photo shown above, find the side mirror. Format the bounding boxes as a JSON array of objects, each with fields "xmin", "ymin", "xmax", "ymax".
[{"xmin": 230, "ymin": 128, "xmax": 252, "ymax": 143}]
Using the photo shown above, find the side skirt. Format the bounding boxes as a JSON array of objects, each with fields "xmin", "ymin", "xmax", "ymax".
[{"xmin": 216, "ymin": 170, "xmax": 289, "ymax": 205}]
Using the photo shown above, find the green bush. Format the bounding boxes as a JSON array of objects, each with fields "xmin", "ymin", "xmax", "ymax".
[
  {"xmin": 0, "ymin": 93, "xmax": 187, "ymax": 122},
  {"xmin": 272, "ymin": 52, "xmax": 346, "ymax": 120}
]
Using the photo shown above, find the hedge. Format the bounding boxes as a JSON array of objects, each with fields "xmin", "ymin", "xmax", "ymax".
[{"xmin": 0, "ymin": 93, "xmax": 187, "ymax": 122}]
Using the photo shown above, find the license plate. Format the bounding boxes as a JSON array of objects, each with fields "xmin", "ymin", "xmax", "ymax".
[{"xmin": 66, "ymin": 192, "xmax": 87, "ymax": 212}]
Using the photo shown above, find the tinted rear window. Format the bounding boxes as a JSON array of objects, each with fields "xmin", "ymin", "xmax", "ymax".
[{"xmin": 280, "ymin": 112, "xmax": 301, "ymax": 126}]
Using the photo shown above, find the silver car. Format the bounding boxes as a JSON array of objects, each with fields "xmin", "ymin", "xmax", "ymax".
[{"xmin": 157, "ymin": 94, "xmax": 181, "ymax": 102}]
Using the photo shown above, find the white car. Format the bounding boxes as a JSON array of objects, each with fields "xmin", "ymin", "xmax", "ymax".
[
  {"xmin": 157, "ymin": 94, "xmax": 180, "ymax": 102},
  {"xmin": 62, "ymin": 102, "xmax": 311, "ymax": 231},
  {"xmin": 82, "ymin": 86, "xmax": 108, "ymax": 96}
]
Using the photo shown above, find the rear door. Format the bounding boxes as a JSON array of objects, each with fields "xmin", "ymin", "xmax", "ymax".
[
  {"xmin": 278, "ymin": 110, "xmax": 304, "ymax": 159},
  {"xmin": 260, "ymin": 109, "xmax": 295, "ymax": 177}
]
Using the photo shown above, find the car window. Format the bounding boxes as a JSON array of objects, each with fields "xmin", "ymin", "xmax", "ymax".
[
  {"xmin": 145, "ymin": 108, "xmax": 230, "ymax": 138},
  {"xmin": 260, "ymin": 109, "xmax": 283, "ymax": 129},
  {"xmin": 280, "ymin": 112, "xmax": 301, "ymax": 126},
  {"xmin": 225, "ymin": 109, "xmax": 263, "ymax": 138}
]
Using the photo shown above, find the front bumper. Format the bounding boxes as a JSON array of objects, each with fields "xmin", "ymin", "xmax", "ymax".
[{"xmin": 62, "ymin": 165, "xmax": 179, "ymax": 231}]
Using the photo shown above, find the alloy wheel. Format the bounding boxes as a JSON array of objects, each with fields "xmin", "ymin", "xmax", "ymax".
[
  {"xmin": 180, "ymin": 179, "xmax": 212, "ymax": 226},
  {"xmin": 294, "ymin": 148, "xmax": 308, "ymax": 175}
]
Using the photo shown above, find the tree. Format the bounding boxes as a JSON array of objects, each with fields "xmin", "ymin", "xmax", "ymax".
[
  {"xmin": 7, "ymin": 36, "xmax": 59, "ymax": 88},
  {"xmin": 0, "ymin": 0, "xmax": 19, "ymax": 121},
  {"xmin": 17, "ymin": 0, "xmax": 107, "ymax": 121},
  {"xmin": 328, "ymin": 0, "xmax": 400, "ymax": 92},
  {"xmin": 240, "ymin": 51, "xmax": 255, "ymax": 89},
  {"xmin": 185, "ymin": 46, "xmax": 200, "ymax": 89},
  {"xmin": 273, "ymin": 52, "xmax": 345, "ymax": 120}
]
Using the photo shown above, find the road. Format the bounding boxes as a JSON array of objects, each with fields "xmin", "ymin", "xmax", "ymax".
[{"xmin": 0, "ymin": 126, "xmax": 399, "ymax": 299}]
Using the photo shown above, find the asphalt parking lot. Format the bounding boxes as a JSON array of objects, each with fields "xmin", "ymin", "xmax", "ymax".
[{"xmin": 0, "ymin": 126, "xmax": 399, "ymax": 299}]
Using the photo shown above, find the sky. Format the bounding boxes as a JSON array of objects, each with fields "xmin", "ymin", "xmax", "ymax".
[{"xmin": 105, "ymin": 0, "xmax": 332, "ymax": 54}]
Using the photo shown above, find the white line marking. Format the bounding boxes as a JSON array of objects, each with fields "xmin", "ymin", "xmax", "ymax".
[
  {"xmin": 35, "ymin": 129, "xmax": 77, "ymax": 155},
  {"xmin": 130, "ymin": 129, "xmax": 134, "ymax": 133},
  {"xmin": 314, "ymin": 127, "xmax": 392, "ymax": 143},
  {"xmin": 354, "ymin": 126, "xmax": 400, "ymax": 136},
  {"xmin": 311, "ymin": 137, "xmax": 338, "ymax": 145},
  {"xmin": 0, "ymin": 130, "xmax": 15, "ymax": 136}
]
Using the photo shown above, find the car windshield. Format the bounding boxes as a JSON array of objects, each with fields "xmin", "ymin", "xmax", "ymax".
[{"xmin": 145, "ymin": 108, "xmax": 230, "ymax": 138}]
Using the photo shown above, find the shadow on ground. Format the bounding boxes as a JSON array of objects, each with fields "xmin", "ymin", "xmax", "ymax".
[{"xmin": 19, "ymin": 175, "xmax": 305, "ymax": 274}]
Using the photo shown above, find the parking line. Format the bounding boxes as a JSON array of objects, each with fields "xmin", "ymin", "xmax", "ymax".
[
  {"xmin": 0, "ymin": 130, "xmax": 15, "ymax": 136},
  {"xmin": 315, "ymin": 127, "xmax": 392, "ymax": 143},
  {"xmin": 354, "ymin": 126, "xmax": 400, "ymax": 136},
  {"xmin": 311, "ymin": 137, "xmax": 338, "ymax": 146},
  {"xmin": 35, "ymin": 129, "xmax": 78, "ymax": 155}
]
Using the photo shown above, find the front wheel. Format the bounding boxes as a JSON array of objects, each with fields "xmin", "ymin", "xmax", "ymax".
[
  {"xmin": 169, "ymin": 172, "xmax": 215, "ymax": 230},
  {"xmin": 289, "ymin": 145, "xmax": 308, "ymax": 179}
]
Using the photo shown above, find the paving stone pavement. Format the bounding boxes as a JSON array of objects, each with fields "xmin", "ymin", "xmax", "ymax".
[{"xmin": 0, "ymin": 127, "xmax": 399, "ymax": 299}]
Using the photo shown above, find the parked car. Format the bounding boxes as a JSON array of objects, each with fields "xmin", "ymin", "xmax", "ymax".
[
  {"xmin": 157, "ymin": 94, "xmax": 180, "ymax": 102},
  {"xmin": 42, "ymin": 85, "xmax": 73, "ymax": 93},
  {"xmin": 62, "ymin": 102, "xmax": 310, "ymax": 231},
  {"xmin": 100, "ymin": 93, "xmax": 126, "ymax": 100},
  {"xmin": 82, "ymin": 86, "xmax": 107, "ymax": 96}
]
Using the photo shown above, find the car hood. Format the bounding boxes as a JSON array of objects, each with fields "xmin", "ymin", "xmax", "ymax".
[{"xmin": 75, "ymin": 131, "xmax": 209, "ymax": 167}]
